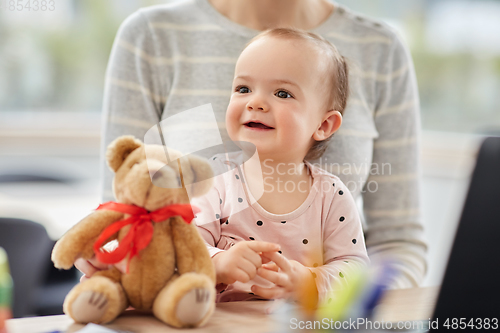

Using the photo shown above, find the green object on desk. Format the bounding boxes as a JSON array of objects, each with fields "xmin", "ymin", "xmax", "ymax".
[
  {"xmin": 315, "ymin": 267, "xmax": 368, "ymax": 323},
  {"xmin": 0, "ymin": 247, "xmax": 13, "ymax": 307}
]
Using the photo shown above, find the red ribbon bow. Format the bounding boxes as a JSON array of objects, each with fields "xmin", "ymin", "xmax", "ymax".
[{"xmin": 93, "ymin": 201, "xmax": 199, "ymax": 272}]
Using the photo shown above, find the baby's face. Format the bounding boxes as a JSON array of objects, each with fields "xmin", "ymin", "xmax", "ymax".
[{"xmin": 226, "ymin": 36, "xmax": 329, "ymax": 162}]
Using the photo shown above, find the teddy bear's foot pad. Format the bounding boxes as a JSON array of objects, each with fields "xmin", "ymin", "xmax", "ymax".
[
  {"xmin": 71, "ymin": 291, "xmax": 109, "ymax": 323},
  {"xmin": 176, "ymin": 288, "xmax": 212, "ymax": 325}
]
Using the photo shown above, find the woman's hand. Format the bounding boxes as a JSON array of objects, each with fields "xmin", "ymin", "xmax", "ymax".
[
  {"xmin": 74, "ymin": 256, "xmax": 127, "ymax": 282},
  {"xmin": 253, "ymin": 251, "xmax": 318, "ymax": 307},
  {"xmin": 212, "ymin": 241, "xmax": 280, "ymax": 285}
]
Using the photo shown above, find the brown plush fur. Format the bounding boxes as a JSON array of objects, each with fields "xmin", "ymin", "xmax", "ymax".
[
  {"xmin": 64, "ymin": 274, "xmax": 127, "ymax": 324},
  {"xmin": 52, "ymin": 135, "xmax": 216, "ymax": 328},
  {"xmin": 153, "ymin": 272, "xmax": 216, "ymax": 327}
]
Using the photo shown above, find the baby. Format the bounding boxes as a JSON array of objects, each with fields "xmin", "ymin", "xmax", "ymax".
[{"xmin": 193, "ymin": 28, "xmax": 370, "ymax": 305}]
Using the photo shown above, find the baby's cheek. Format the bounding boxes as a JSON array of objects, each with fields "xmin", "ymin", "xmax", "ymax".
[
  {"xmin": 280, "ymin": 113, "xmax": 306, "ymax": 135},
  {"xmin": 225, "ymin": 103, "xmax": 241, "ymax": 139}
]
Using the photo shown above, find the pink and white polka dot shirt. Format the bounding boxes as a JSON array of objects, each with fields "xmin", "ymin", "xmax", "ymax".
[{"xmin": 193, "ymin": 152, "xmax": 370, "ymax": 304}]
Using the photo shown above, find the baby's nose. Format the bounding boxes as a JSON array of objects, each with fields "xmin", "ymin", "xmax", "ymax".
[{"xmin": 247, "ymin": 96, "xmax": 269, "ymax": 112}]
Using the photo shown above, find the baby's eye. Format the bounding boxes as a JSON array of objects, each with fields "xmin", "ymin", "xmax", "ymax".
[
  {"xmin": 275, "ymin": 90, "xmax": 293, "ymax": 99},
  {"xmin": 236, "ymin": 86, "xmax": 250, "ymax": 94}
]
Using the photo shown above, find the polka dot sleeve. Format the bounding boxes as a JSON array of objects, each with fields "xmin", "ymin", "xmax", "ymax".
[
  {"xmin": 309, "ymin": 181, "xmax": 370, "ymax": 305},
  {"xmin": 192, "ymin": 173, "xmax": 225, "ymax": 258}
]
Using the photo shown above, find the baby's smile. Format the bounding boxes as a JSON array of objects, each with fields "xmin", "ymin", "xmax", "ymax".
[{"xmin": 243, "ymin": 120, "xmax": 275, "ymax": 131}]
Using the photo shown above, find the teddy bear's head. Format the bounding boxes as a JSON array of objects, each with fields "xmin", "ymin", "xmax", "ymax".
[{"xmin": 106, "ymin": 136, "xmax": 213, "ymax": 211}]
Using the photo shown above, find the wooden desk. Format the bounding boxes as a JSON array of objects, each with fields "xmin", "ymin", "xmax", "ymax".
[{"xmin": 6, "ymin": 287, "xmax": 439, "ymax": 333}]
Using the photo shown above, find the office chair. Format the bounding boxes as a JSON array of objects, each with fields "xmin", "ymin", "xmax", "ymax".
[
  {"xmin": 0, "ymin": 165, "xmax": 84, "ymax": 316},
  {"xmin": 0, "ymin": 217, "xmax": 78, "ymax": 317}
]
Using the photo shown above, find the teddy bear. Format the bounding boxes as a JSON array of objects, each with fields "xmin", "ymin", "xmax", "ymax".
[{"xmin": 51, "ymin": 135, "xmax": 216, "ymax": 328}]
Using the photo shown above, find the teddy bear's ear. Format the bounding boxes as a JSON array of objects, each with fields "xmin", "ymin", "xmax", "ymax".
[
  {"xmin": 106, "ymin": 135, "xmax": 143, "ymax": 172},
  {"xmin": 183, "ymin": 155, "xmax": 214, "ymax": 197}
]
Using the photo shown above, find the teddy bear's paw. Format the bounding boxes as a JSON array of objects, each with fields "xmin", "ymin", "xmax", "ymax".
[
  {"xmin": 176, "ymin": 288, "xmax": 212, "ymax": 326},
  {"xmin": 70, "ymin": 291, "xmax": 109, "ymax": 323}
]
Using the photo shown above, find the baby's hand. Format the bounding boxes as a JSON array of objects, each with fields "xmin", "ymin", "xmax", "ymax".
[
  {"xmin": 253, "ymin": 252, "xmax": 318, "ymax": 306},
  {"xmin": 212, "ymin": 241, "xmax": 280, "ymax": 285}
]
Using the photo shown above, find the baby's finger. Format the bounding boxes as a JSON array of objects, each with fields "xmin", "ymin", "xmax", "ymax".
[
  {"xmin": 261, "ymin": 251, "xmax": 292, "ymax": 273},
  {"xmin": 260, "ymin": 254, "xmax": 272, "ymax": 264},
  {"xmin": 262, "ymin": 262, "xmax": 279, "ymax": 272},
  {"xmin": 246, "ymin": 241, "xmax": 280, "ymax": 254},
  {"xmin": 257, "ymin": 267, "xmax": 289, "ymax": 287},
  {"xmin": 231, "ymin": 267, "xmax": 254, "ymax": 284},
  {"xmin": 236, "ymin": 259, "xmax": 260, "ymax": 282},
  {"xmin": 251, "ymin": 284, "xmax": 288, "ymax": 300},
  {"xmin": 242, "ymin": 248, "xmax": 264, "ymax": 269}
]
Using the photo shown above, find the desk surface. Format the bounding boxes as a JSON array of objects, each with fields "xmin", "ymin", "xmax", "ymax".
[{"xmin": 6, "ymin": 287, "xmax": 439, "ymax": 333}]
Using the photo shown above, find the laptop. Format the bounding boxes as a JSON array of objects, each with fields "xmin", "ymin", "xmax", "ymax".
[{"xmin": 430, "ymin": 136, "xmax": 500, "ymax": 330}]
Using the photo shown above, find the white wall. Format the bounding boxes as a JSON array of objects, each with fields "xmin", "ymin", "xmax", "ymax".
[{"xmin": 420, "ymin": 131, "xmax": 482, "ymax": 286}]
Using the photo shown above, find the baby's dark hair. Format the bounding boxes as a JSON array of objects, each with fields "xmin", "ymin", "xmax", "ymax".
[{"xmin": 245, "ymin": 28, "xmax": 349, "ymax": 160}]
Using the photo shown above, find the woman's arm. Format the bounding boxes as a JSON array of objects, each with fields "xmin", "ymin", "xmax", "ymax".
[
  {"xmin": 363, "ymin": 33, "xmax": 427, "ymax": 288},
  {"xmin": 100, "ymin": 10, "xmax": 167, "ymax": 202}
]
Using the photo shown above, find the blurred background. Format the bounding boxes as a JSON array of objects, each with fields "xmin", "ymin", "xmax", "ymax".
[{"xmin": 0, "ymin": 0, "xmax": 499, "ymax": 317}]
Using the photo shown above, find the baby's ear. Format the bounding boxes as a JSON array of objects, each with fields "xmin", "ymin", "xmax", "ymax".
[
  {"xmin": 106, "ymin": 135, "xmax": 143, "ymax": 172},
  {"xmin": 313, "ymin": 110, "xmax": 342, "ymax": 141}
]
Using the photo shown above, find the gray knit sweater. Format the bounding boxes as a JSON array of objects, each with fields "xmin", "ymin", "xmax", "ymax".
[{"xmin": 100, "ymin": 0, "xmax": 427, "ymax": 288}]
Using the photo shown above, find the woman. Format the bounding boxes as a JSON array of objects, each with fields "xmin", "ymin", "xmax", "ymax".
[{"xmin": 98, "ymin": 0, "xmax": 426, "ymax": 289}]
